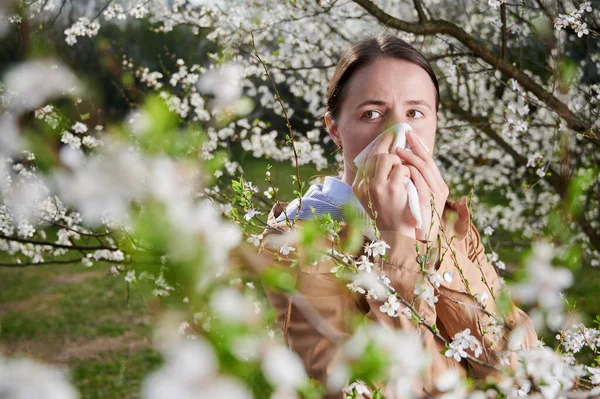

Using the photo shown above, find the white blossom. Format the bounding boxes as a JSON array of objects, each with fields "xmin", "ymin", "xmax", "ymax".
[
  {"xmin": 243, "ymin": 208, "xmax": 261, "ymax": 221},
  {"xmin": 278, "ymin": 244, "xmax": 295, "ymax": 256},
  {"xmin": 413, "ymin": 282, "xmax": 438, "ymax": 308},
  {"xmin": 356, "ymin": 255, "xmax": 374, "ymax": 273},
  {"xmin": 380, "ymin": 294, "xmax": 412, "ymax": 319},
  {"xmin": 475, "ymin": 292, "xmax": 489, "ymax": 305},
  {"xmin": 445, "ymin": 328, "xmax": 482, "ymax": 362},
  {"xmin": 365, "ymin": 239, "xmax": 390, "ymax": 258},
  {"xmin": 125, "ymin": 270, "xmax": 136, "ymax": 283},
  {"xmin": 64, "ymin": 17, "xmax": 100, "ymax": 46},
  {"xmin": 344, "ymin": 380, "xmax": 371, "ymax": 396},
  {"xmin": 246, "ymin": 233, "xmax": 263, "ymax": 247}
]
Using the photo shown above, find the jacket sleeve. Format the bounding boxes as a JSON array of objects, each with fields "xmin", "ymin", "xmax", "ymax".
[
  {"xmin": 257, "ymin": 221, "xmax": 367, "ymax": 398},
  {"xmin": 433, "ymin": 219, "xmax": 540, "ymax": 378},
  {"xmin": 362, "ymin": 219, "xmax": 539, "ymax": 393},
  {"xmin": 363, "ymin": 229, "xmax": 466, "ymax": 394}
]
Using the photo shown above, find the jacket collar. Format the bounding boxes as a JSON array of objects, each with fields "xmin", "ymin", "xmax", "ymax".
[{"xmin": 267, "ymin": 178, "xmax": 472, "ymax": 243}]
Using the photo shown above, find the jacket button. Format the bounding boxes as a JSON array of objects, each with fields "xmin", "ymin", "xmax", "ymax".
[
  {"xmin": 443, "ymin": 271, "xmax": 453, "ymax": 283},
  {"xmin": 416, "ymin": 254, "xmax": 429, "ymax": 265}
]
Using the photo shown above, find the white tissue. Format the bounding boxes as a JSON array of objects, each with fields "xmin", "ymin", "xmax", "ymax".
[{"xmin": 353, "ymin": 122, "xmax": 430, "ymax": 229}]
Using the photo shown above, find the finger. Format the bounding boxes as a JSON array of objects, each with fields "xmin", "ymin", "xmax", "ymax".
[
  {"xmin": 389, "ymin": 163, "xmax": 410, "ymax": 187},
  {"xmin": 395, "ymin": 146, "xmax": 443, "ymax": 192},
  {"xmin": 404, "ymin": 132, "xmax": 444, "ymax": 181},
  {"xmin": 407, "ymin": 165, "xmax": 428, "ymax": 196},
  {"xmin": 408, "ymin": 165, "xmax": 440, "ymax": 220},
  {"xmin": 406, "ymin": 131, "xmax": 431, "ymax": 161},
  {"xmin": 374, "ymin": 153, "xmax": 402, "ymax": 185},
  {"xmin": 368, "ymin": 129, "xmax": 396, "ymax": 157}
]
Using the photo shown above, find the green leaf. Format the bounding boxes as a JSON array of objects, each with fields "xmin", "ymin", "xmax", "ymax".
[
  {"xmin": 496, "ymin": 289, "xmax": 514, "ymax": 317},
  {"xmin": 261, "ymin": 268, "xmax": 296, "ymax": 292}
]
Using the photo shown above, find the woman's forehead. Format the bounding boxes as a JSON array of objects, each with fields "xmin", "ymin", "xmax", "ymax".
[{"xmin": 344, "ymin": 58, "xmax": 436, "ymax": 104}]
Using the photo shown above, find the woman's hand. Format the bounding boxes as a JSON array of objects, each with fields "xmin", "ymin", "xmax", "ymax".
[
  {"xmin": 352, "ymin": 130, "xmax": 417, "ymax": 238},
  {"xmin": 395, "ymin": 130, "xmax": 449, "ymax": 243}
]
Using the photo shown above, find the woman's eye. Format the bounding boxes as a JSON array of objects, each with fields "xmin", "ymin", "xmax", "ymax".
[
  {"xmin": 361, "ymin": 110, "xmax": 383, "ymax": 120},
  {"xmin": 407, "ymin": 109, "xmax": 425, "ymax": 119}
]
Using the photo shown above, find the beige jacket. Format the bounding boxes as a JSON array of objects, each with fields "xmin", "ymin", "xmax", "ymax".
[{"xmin": 257, "ymin": 197, "xmax": 539, "ymax": 398}]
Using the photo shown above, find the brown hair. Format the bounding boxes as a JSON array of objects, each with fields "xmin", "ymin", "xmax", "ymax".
[{"xmin": 325, "ymin": 33, "xmax": 440, "ymax": 121}]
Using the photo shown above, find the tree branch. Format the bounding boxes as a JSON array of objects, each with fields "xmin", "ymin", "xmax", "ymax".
[
  {"xmin": 412, "ymin": 0, "xmax": 427, "ymax": 23},
  {"xmin": 0, "ymin": 257, "xmax": 124, "ymax": 268},
  {"xmin": 0, "ymin": 234, "xmax": 118, "ymax": 251},
  {"xmin": 443, "ymin": 100, "xmax": 600, "ymax": 254},
  {"xmin": 500, "ymin": 3, "xmax": 508, "ymax": 61}
]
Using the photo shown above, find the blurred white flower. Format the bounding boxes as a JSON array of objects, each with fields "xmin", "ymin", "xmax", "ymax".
[
  {"xmin": 504, "ymin": 346, "xmax": 586, "ymax": 399},
  {"xmin": 246, "ymin": 233, "xmax": 263, "ymax": 247},
  {"xmin": 0, "ymin": 355, "xmax": 79, "ymax": 399},
  {"xmin": 209, "ymin": 287, "xmax": 253, "ymax": 323},
  {"xmin": 588, "ymin": 366, "xmax": 600, "ymax": 385},
  {"xmin": 0, "ymin": 113, "xmax": 23, "ymax": 157},
  {"xmin": 125, "ymin": 270, "xmax": 136, "ymax": 283},
  {"xmin": 262, "ymin": 345, "xmax": 308, "ymax": 392},
  {"xmin": 436, "ymin": 369, "xmax": 461, "ymax": 392},
  {"xmin": 197, "ymin": 64, "xmax": 243, "ymax": 107},
  {"xmin": 59, "ymin": 146, "xmax": 85, "ymax": 169},
  {"xmin": 4, "ymin": 60, "xmax": 79, "ymax": 114},
  {"xmin": 376, "ymin": 326, "xmax": 429, "ymax": 397},
  {"xmin": 142, "ymin": 338, "xmax": 251, "ymax": 399},
  {"xmin": 511, "ymin": 240, "xmax": 573, "ymax": 328},
  {"xmin": 3, "ymin": 171, "xmax": 50, "ymax": 228},
  {"xmin": 53, "ymin": 141, "xmax": 146, "ymax": 225}
]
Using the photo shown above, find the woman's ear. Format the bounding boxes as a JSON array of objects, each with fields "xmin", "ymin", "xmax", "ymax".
[{"xmin": 324, "ymin": 113, "xmax": 342, "ymax": 150}]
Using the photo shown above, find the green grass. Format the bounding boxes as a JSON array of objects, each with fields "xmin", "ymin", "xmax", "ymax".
[
  {"xmin": 0, "ymin": 262, "xmax": 160, "ymax": 398},
  {"xmin": 71, "ymin": 348, "xmax": 162, "ymax": 399}
]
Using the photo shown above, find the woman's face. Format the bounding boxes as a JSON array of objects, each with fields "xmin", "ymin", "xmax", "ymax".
[{"xmin": 325, "ymin": 57, "xmax": 438, "ymax": 183}]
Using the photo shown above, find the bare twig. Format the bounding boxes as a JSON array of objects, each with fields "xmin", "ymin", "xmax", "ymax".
[
  {"xmin": 239, "ymin": 245, "xmax": 346, "ymax": 344},
  {"xmin": 250, "ymin": 32, "xmax": 304, "ymax": 226}
]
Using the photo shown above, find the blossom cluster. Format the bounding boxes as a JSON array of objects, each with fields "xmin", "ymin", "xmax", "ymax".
[{"xmin": 554, "ymin": 2, "xmax": 593, "ymax": 37}]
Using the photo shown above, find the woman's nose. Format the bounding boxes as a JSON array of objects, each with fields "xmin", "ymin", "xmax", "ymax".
[{"xmin": 387, "ymin": 110, "xmax": 408, "ymax": 125}]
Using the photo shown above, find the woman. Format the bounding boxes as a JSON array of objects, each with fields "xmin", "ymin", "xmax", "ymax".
[{"xmin": 257, "ymin": 33, "xmax": 538, "ymax": 398}]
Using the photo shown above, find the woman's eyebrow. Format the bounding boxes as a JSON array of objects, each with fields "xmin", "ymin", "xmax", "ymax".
[
  {"xmin": 355, "ymin": 99, "xmax": 433, "ymax": 111},
  {"xmin": 405, "ymin": 99, "xmax": 433, "ymax": 111},
  {"xmin": 354, "ymin": 99, "xmax": 388, "ymax": 110}
]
